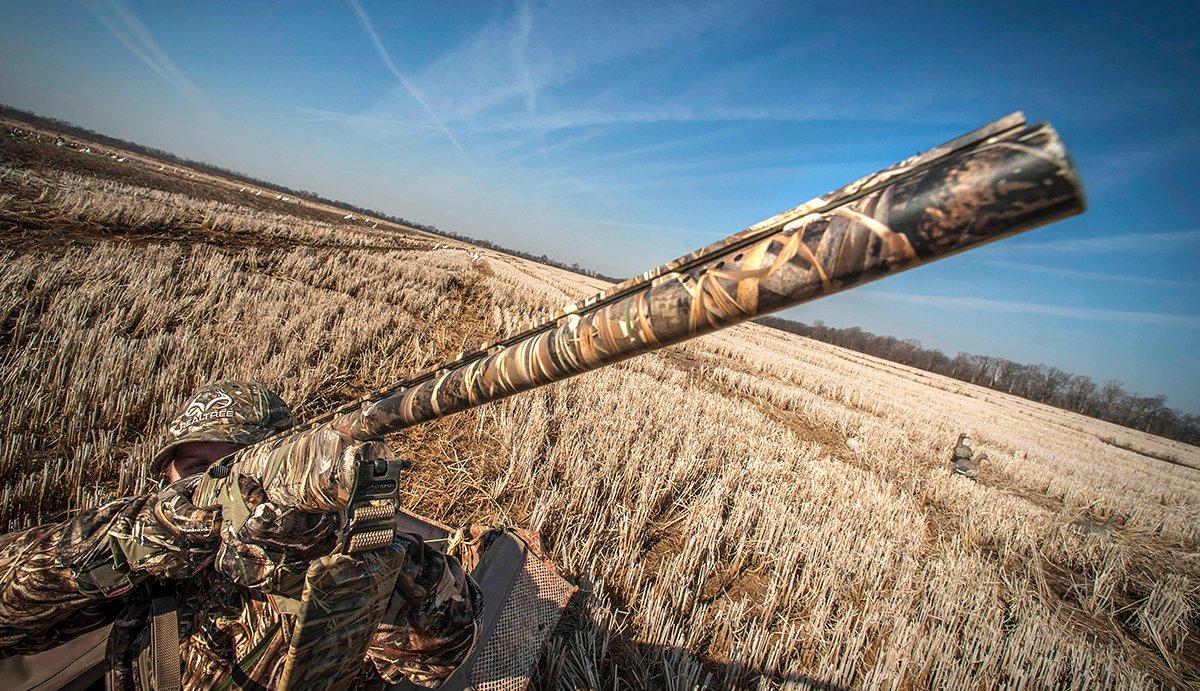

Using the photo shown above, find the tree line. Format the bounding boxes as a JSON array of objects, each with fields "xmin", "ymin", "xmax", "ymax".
[{"xmin": 755, "ymin": 316, "xmax": 1199, "ymax": 445}]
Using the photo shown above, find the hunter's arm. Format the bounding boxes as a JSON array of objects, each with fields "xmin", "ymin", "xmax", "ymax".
[
  {"xmin": 0, "ymin": 497, "xmax": 140, "ymax": 656},
  {"xmin": 0, "ymin": 477, "xmax": 220, "ymax": 656}
]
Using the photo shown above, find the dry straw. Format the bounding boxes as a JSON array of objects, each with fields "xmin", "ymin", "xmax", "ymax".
[{"xmin": 1, "ymin": 134, "xmax": 1198, "ymax": 688}]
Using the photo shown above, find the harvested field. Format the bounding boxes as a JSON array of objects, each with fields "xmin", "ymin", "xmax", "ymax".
[{"xmin": 2, "ymin": 121, "xmax": 1198, "ymax": 688}]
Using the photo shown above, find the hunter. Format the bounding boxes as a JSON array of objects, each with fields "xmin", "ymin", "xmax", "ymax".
[{"xmin": 0, "ymin": 381, "xmax": 479, "ymax": 689}]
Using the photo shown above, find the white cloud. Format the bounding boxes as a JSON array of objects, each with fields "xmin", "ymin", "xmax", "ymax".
[
  {"xmin": 345, "ymin": 0, "xmax": 463, "ymax": 152},
  {"xmin": 290, "ymin": 106, "xmax": 439, "ymax": 134},
  {"xmin": 1079, "ymin": 132, "xmax": 1200, "ymax": 192},
  {"xmin": 861, "ymin": 291, "xmax": 1200, "ymax": 328},
  {"xmin": 511, "ymin": 0, "xmax": 537, "ymax": 116},
  {"xmin": 357, "ymin": 1, "xmax": 770, "ymax": 136},
  {"xmin": 1003, "ymin": 229, "xmax": 1200, "ymax": 254},
  {"xmin": 979, "ymin": 259, "xmax": 1199, "ymax": 289}
]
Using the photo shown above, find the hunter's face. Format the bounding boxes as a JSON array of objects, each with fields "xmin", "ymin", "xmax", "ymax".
[{"xmin": 168, "ymin": 441, "xmax": 244, "ymax": 482}]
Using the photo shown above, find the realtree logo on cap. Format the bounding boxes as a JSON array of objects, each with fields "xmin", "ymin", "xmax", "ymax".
[{"xmin": 173, "ymin": 392, "xmax": 237, "ymax": 432}]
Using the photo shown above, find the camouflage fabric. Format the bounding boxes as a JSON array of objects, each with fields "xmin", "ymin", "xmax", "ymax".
[
  {"xmin": 194, "ymin": 426, "xmax": 361, "ymax": 515},
  {"xmin": 0, "ymin": 473, "xmax": 477, "ymax": 689},
  {"xmin": 152, "ymin": 381, "xmax": 294, "ymax": 476},
  {"xmin": 365, "ymin": 538, "xmax": 482, "ymax": 686},
  {"xmin": 213, "ymin": 475, "xmax": 342, "ymax": 596}
]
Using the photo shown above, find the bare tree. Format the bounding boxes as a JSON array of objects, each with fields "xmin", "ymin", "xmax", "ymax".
[{"xmin": 754, "ymin": 317, "xmax": 1200, "ymax": 445}]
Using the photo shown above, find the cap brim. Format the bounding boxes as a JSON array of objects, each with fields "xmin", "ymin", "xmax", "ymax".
[{"xmin": 150, "ymin": 423, "xmax": 267, "ymax": 476}]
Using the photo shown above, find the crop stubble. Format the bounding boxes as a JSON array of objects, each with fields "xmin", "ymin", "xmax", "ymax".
[{"xmin": 1, "ymin": 126, "xmax": 1198, "ymax": 688}]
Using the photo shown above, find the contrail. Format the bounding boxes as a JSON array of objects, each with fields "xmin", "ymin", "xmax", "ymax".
[
  {"xmin": 346, "ymin": 0, "xmax": 464, "ymax": 152},
  {"xmin": 83, "ymin": 0, "xmax": 214, "ymax": 116}
]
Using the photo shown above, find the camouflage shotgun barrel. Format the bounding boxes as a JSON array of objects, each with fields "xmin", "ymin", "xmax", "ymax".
[{"xmin": 321, "ymin": 111, "xmax": 1084, "ymax": 442}]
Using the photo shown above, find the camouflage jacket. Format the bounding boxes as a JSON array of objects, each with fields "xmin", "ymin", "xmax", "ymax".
[{"xmin": 0, "ymin": 475, "xmax": 478, "ymax": 689}]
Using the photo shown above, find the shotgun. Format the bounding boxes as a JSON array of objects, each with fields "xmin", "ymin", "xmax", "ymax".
[{"xmin": 193, "ymin": 111, "xmax": 1085, "ymax": 688}]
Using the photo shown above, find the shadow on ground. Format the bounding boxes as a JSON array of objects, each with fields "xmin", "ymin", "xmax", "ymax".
[{"xmin": 532, "ymin": 590, "xmax": 849, "ymax": 690}]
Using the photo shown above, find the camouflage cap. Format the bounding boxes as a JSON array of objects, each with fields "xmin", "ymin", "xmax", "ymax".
[{"xmin": 151, "ymin": 381, "xmax": 294, "ymax": 476}]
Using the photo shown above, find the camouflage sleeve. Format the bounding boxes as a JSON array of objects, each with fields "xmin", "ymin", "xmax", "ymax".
[
  {"xmin": 0, "ymin": 476, "xmax": 221, "ymax": 656},
  {"xmin": 364, "ymin": 535, "xmax": 481, "ymax": 687},
  {"xmin": 214, "ymin": 475, "xmax": 341, "ymax": 596},
  {"xmin": 0, "ymin": 495, "xmax": 142, "ymax": 656}
]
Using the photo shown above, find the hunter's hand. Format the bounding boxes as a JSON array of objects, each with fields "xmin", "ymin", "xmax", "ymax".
[
  {"xmin": 57, "ymin": 474, "xmax": 223, "ymax": 595},
  {"xmin": 213, "ymin": 473, "xmax": 340, "ymax": 596},
  {"xmin": 207, "ymin": 427, "xmax": 361, "ymax": 513}
]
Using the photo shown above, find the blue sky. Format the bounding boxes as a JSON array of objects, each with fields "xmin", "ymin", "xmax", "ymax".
[{"xmin": 1, "ymin": 1, "xmax": 1197, "ymax": 411}]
